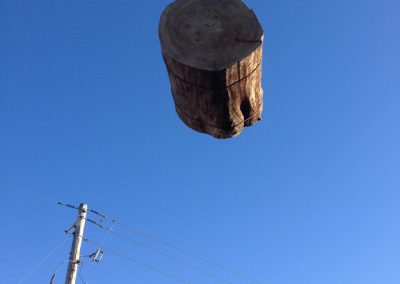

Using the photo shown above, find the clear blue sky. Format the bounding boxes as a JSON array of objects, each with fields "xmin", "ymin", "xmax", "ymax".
[{"xmin": 1, "ymin": 0, "xmax": 399, "ymax": 283}]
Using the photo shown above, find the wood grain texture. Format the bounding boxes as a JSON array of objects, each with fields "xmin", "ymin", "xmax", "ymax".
[{"xmin": 159, "ymin": 0, "xmax": 264, "ymax": 138}]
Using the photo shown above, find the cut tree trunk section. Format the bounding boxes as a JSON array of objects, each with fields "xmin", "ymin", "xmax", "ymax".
[{"xmin": 159, "ymin": 0, "xmax": 264, "ymax": 139}]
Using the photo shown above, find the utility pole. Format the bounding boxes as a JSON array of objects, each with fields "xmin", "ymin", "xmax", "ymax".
[{"xmin": 65, "ymin": 203, "xmax": 88, "ymax": 284}]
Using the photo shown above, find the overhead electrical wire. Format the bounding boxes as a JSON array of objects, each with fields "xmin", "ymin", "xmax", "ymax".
[
  {"xmin": 115, "ymin": 219, "xmax": 262, "ymax": 284},
  {"xmin": 78, "ymin": 260, "xmax": 88, "ymax": 284},
  {"xmin": 100, "ymin": 219, "xmax": 115, "ymax": 247},
  {"xmin": 87, "ymin": 218, "xmax": 234, "ymax": 284},
  {"xmin": 84, "ymin": 238, "xmax": 193, "ymax": 284},
  {"xmin": 79, "ymin": 273, "xmax": 88, "ymax": 284},
  {"xmin": 4, "ymin": 187, "xmax": 80, "ymax": 212},
  {"xmin": 88, "ymin": 208, "xmax": 261, "ymax": 284},
  {"xmin": 50, "ymin": 258, "xmax": 69, "ymax": 284},
  {"xmin": 17, "ymin": 236, "xmax": 69, "ymax": 284},
  {"xmin": 4, "ymin": 187, "xmax": 59, "ymax": 204}
]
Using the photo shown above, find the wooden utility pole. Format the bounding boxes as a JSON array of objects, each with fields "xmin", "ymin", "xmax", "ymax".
[{"xmin": 65, "ymin": 203, "xmax": 88, "ymax": 284}]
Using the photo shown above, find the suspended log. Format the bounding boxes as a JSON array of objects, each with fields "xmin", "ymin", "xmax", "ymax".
[{"xmin": 159, "ymin": 0, "xmax": 264, "ymax": 139}]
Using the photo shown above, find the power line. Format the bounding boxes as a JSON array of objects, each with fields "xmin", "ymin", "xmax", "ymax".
[
  {"xmin": 84, "ymin": 238, "xmax": 193, "ymax": 284},
  {"xmin": 78, "ymin": 260, "xmax": 88, "ymax": 284},
  {"xmin": 87, "ymin": 219, "xmax": 234, "ymax": 284},
  {"xmin": 50, "ymin": 258, "xmax": 69, "ymax": 284},
  {"xmin": 17, "ymin": 236, "xmax": 69, "ymax": 284},
  {"xmin": 79, "ymin": 273, "xmax": 88, "ymax": 284},
  {"xmin": 89, "ymin": 208, "xmax": 261, "ymax": 284},
  {"xmin": 100, "ymin": 219, "xmax": 115, "ymax": 247},
  {"xmin": 4, "ymin": 187, "xmax": 80, "ymax": 213},
  {"xmin": 4, "ymin": 187, "xmax": 59, "ymax": 204},
  {"xmin": 115, "ymin": 220, "xmax": 262, "ymax": 284}
]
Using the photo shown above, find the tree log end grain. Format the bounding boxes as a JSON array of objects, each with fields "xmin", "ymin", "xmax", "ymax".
[{"xmin": 159, "ymin": 0, "xmax": 264, "ymax": 139}]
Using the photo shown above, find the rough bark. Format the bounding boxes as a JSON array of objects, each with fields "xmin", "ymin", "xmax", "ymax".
[{"xmin": 159, "ymin": 0, "xmax": 264, "ymax": 138}]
